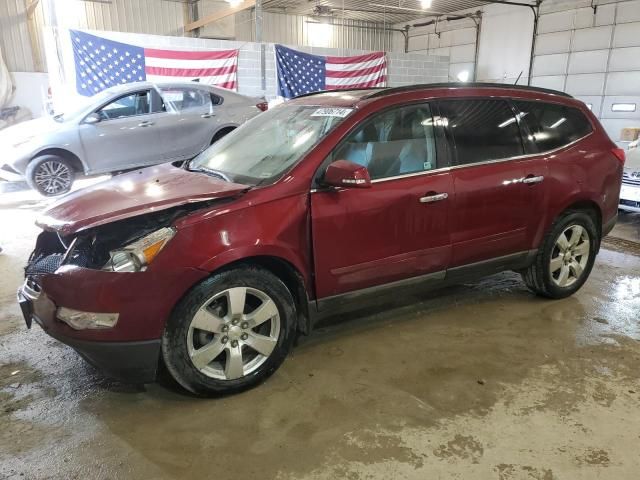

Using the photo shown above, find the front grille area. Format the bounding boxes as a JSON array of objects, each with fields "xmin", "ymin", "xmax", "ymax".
[
  {"xmin": 620, "ymin": 199, "xmax": 640, "ymax": 208},
  {"xmin": 622, "ymin": 171, "xmax": 640, "ymax": 186}
]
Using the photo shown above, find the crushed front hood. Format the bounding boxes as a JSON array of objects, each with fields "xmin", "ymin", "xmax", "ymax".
[{"xmin": 37, "ymin": 163, "xmax": 248, "ymax": 235}]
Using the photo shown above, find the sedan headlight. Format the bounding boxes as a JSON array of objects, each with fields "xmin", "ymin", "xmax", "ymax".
[{"xmin": 104, "ymin": 227, "xmax": 176, "ymax": 272}]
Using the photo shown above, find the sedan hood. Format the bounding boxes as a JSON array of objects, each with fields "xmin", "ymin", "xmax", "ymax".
[
  {"xmin": 0, "ymin": 117, "xmax": 61, "ymax": 146},
  {"xmin": 37, "ymin": 163, "xmax": 249, "ymax": 235}
]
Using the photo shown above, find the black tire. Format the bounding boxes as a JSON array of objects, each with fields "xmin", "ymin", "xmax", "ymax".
[
  {"xmin": 522, "ymin": 210, "xmax": 598, "ymax": 299},
  {"xmin": 161, "ymin": 266, "xmax": 297, "ymax": 396},
  {"xmin": 210, "ymin": 127, "xmax": 235, "ymax": 145},
  {"xmin": 26, "ymin": 154, "xmax": 75, "ymax": 196}
]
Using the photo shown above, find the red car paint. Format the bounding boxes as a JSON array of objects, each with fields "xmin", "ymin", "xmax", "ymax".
[{"xmin": 23, "ymin": 84, "xmax": 622, "ymax": 379}]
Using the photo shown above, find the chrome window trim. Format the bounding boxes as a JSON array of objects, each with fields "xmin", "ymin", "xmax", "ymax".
[{"xmin": 369, "ymin": 130, "xmax": 593, "ymax": 184}]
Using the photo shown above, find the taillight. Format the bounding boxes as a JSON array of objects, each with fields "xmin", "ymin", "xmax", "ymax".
[
  {"xmin": 256, "ymin": 102, "xmax": 268, "ymax": 112},
  {"xmin": 612, "ymin": 147, "xmax": 626, "ymax": 165}
]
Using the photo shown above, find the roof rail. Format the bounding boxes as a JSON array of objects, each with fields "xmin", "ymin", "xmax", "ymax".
[
  {"xmin": 292, "ymin": 87, "xmax": 383, "ymax": 99},
  {"xmin": 366, "ymin": 82, "xmax": 573, "ymax": 99}
]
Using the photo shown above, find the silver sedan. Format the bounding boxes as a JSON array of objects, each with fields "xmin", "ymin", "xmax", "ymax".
[{"xmin": 0, "ymin": 81, "xmax": 265, "ymax": 196}]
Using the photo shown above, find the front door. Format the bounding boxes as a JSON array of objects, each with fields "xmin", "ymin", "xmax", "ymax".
[
  {"xmin": 311, "ymin": 103, "xmax": 453, "ymax": 301},
  {"xmin": 79, "ymin": 89, "xmax": 163, "ymax": 173},
  {"xmin": 437, "ymin": 98, "xmax": 533, "ymax": 267}
]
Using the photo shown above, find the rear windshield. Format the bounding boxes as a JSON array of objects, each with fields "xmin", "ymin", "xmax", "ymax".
[{"xmin": 513, "ymin": 101, "xmax": 592, "ymax": 152}]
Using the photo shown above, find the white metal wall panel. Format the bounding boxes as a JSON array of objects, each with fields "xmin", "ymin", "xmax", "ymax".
[
  {"xmin": 233, "ymin": 11, "xmax": 393, "ymax": 51},
  {"xmin": 565, "ymin": 73, "xmax": 605, "ymax": 95},
  {"xmin": 567, "ymin": 49, "xmax": 609, "ymax": 74},
  {"xmin": 612, "ymin": 22, "xmax": 640, "ymax": 47},
  {"xmin": 615, "ymin": 0, "xmax": 640, "ymax": 22},
  {"xmin": 571, "ymin": 26, "xmax": 612, "ymax": 51},
  {"xmin": 606, "ymin": 71, "xmax": 640, "ymax": 95},
  {"xmin": 449, "ymin": 43, "xmax": 475, "ymax": 63},
  {"xmin": 531, "ymin": 75, "xmax": 566, "ymax": 91},
  {"xmin": 535, "ymin": 31, "xmax": 572, "ymax": 54},
  {"xmin": 533, "ymin": 53, "xmax": 568, "ymax": 76},
  {"xmin": 609, "ymin": 46, "xmax": 640, "ymax": 70}
]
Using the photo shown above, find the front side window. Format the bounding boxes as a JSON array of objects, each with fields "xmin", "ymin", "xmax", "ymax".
[
  {"xmin": 98, "ymin": 91, "xmax": 151, "ymax": 120},
  {"xmin": 438, "ymin": 99, "xmax": 524, "ymax": 165},
  {"xmin": 331, "ymin": 104, "xmax": 437, "ymax": 180},
  {"xmin": 161, "ymin": 88, "xmax": 213, "ymax": 112},
  {"xmin": 514, "ymin": 101, "xmax": 592, "ymax": 152},
  {"xmin": 190, "ymin": 105, "xmax": 351, "ymax": 185}
]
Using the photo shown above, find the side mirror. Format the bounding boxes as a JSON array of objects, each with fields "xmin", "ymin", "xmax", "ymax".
[
  {"xmin": 324, "ymin": 160, "xmax": 372, "ymax": 189},
  {"xmin": 84, "ymin": 112, "xmax": 101, "ymax": 124}
]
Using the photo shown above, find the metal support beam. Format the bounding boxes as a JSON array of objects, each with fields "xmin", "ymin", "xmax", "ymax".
[
  {"xmin": 527, "ymin": 1, "xmax": 541, "ymax": 85},
  {"xmin": 256, "ymin": 0, "xmax": 265, "ymax": 92},
  {"xmin": 185, "ymin": 0, "xmax": 256, "ymax": 32}
]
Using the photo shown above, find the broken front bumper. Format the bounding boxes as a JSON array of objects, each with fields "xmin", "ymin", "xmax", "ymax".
[{"xmin": 17, "ymin": 264, "xmax": 208, "ymax": 383}]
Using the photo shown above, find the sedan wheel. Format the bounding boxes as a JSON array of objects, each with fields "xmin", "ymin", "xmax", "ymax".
[
  {"xmin": 187, "ymin": 287, "xmax": 281, "ymax": 380},
  {"xmin": 26, "ymin": 155, "xmax": 75, "ymax": 196}
]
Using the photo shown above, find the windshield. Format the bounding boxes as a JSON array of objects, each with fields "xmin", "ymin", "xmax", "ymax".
[
  {"xmin": 53, "ymin": 89, "xmax": 124, "ymax": 122},
  {"xmin": 189, "ymin": 104, "xmax": 353, "ymax": 185}
]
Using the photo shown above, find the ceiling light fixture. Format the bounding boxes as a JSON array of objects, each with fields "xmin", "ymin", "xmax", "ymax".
[{"xmin": 420, "ymin": 0, "xmax": 432, "ymax": 8}]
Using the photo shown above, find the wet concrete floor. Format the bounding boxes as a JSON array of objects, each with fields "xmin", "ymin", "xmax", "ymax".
[{"xmin": 1, "ymin": 195, "xmax": 640, "ymax": 479}]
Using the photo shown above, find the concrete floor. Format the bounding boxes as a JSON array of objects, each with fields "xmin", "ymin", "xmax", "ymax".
[{"xmin": 1, "ymin": 187, "xmax": 640, "ymax": 479}]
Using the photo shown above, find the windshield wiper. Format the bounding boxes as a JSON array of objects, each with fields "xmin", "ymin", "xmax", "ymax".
[{"xmin": 190, "ymin": 165, "xmax": 231, "ymax": 182}]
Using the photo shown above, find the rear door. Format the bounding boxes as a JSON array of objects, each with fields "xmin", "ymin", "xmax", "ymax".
[
  {"xmin": 438, "ymin": 98, "xmax": 532, "ymax": 267},
  {"xmin": 310, "ymin": 102, "xmax": 453, "ymax": 301},
  {"xmin": 157, "ymin": 87, "xmax": 222, "ymax": 161}
]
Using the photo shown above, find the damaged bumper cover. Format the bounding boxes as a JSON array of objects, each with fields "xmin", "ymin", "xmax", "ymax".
[{"xmin": 18, "ymin": 264, "xmax": 208, "ymax": 383}]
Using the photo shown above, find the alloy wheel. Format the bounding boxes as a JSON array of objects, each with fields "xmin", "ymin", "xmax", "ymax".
[
  {"xmin": 549, "ymin": 224, "xmax": 591, "ymax": 288},
  {"xmin": 187, "ymin": 287, "xmax": 281, "ymax": 380},
  {"xmin": 34, "ymin": 160, "xmax": 72, "ymax": 195}
]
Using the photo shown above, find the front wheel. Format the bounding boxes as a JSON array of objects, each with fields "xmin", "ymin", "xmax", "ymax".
[
  {"xmin": 26, "ymin": 155, "xmax": 75, "ymax": 196},
  {"xmin": 161, "ymin": 266, "xmax": 297, "ymax": 396},
  {"xmin": 522, "ymin": 211, "xmax": 598, "ymax": 299}
]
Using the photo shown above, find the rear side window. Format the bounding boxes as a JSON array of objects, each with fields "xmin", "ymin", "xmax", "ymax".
[
  {"xmin": 513, "ymin": 101, "xmax": 592, "ymax": 152},
  {"xmin": 438, "ymin": 99, "xmax": 524, "ymax": 165}
]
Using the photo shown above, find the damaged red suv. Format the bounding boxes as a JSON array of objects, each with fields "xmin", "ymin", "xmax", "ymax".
[{"xmin": 18, "ymin": 84, "xmax": 623, "ymax": 395}]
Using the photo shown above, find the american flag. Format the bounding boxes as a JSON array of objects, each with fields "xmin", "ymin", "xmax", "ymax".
[
  {"xmin": 70, "ymin": 30, "xmax": 238, "ymax": 96},
  {"xmin": 275, "ymin": 44, "xmax": 386, "ymax": 99}
]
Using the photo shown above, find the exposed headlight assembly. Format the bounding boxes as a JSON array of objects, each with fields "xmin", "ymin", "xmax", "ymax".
[{"xmin": 104, "ymin": 227, "xmax": 176, "ymax": 272}]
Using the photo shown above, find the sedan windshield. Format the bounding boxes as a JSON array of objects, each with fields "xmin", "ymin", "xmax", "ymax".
[{"xmin": 189, "ymin": 104, "xmax": 353, "ymax": 185}]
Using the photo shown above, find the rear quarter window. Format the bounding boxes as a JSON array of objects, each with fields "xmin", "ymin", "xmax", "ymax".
[{"xmin": 514, "ymin": 101, "xmax": 592, "ymax": 153}]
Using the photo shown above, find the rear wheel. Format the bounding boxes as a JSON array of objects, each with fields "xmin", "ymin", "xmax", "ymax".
[
  {"xmin": 522, "ymin": 211, "xmax": 598, "ymax": 299},
  {"xmin": 26, "ymin": 155, "xmax": 75, "ymax": 196},
  {"xmin": 161, "ymin": 266, "xmax": 296, "ymax": 396}
]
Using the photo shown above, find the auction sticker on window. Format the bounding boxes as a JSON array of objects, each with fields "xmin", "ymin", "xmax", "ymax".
[{"xmin": 311, "ymin": 108, "xmax": 353, "ymax": 118}]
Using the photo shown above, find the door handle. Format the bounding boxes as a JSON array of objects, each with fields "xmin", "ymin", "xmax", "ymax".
[
  {"xmin": 201, "ymin": 113, "xmax": 215, "ymax": 118},
  {"xmin": 523, "ymin": 175, "xmax": 544, "ymax": 185},
  {"xmin": 419, "ymin": 192, "xmax": 448, "ymax": 203},
  {"xmin": 138, "ymin": 121, "xmax": 155, "ymax": 127}
]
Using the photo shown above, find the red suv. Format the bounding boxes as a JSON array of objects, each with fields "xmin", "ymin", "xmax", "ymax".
[{"xmin": 18, "ymin": 84, "xmax": 624, "ymax": 395}]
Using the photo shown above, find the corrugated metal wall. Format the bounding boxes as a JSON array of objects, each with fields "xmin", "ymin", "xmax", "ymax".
[
  {"xmin": 0, "ymin": 0, "xmax": 46, "ymax": 72},
  {"xmin": 233, "ymin": 10, "xmax": 395, "ymax": 52},
  {"xmin": 65, "ymin": 0, "xmax": 186, "ymax": 37}
]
